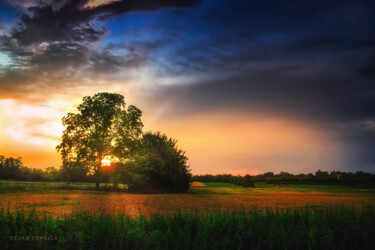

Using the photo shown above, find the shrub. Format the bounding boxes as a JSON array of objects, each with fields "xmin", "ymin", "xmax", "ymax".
[{"xmin": 118, "ymin": 132, "xmax": 191, "ymax": 193}]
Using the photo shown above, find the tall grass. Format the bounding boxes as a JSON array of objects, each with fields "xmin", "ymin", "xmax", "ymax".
[{"xmin": 1, "ymin": 206, "xmax": 374, "ymax": 249}]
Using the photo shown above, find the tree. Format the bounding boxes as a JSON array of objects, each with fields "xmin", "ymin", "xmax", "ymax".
[
  {"xmin": 0, "ymin": 156, "xmax": 23, "ymax": 179},
  {"xmin": 242, "ymin": 174, "xmax": 255, "ymax": 187},
  {"xmin": 60, "ymin": 162, "xmax": 89, "ymax": 182},
  {"xmin": 118, "ymin": 132, "xmax": 191, "ymax": 193},
  {"xmin": 263, "ymin": 172, "xmax": 275, "ymax": 177},
  {"xmin": 0, "ymin": 155, "xmax": 4, "ymax": 168},
  {"xmin": 56, "ymin": 92, "xmax": 143, "ymax": 189}
]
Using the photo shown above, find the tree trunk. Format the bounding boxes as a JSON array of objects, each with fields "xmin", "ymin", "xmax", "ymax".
[
  {"xmin": 95, "ymin": 156, "xmax": 103, "ymax": 190},
  {"xmin": 95, "ymin": 167, "xmax": 101, "ymax": 190}
]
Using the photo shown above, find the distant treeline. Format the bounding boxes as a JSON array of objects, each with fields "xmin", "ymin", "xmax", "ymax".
[
  {"xmin": 193, "ymin": 170, "xmax": 375, "ymax": 185},
  {"xmin": 1, "ymin": 155, "xmax": 254, "ymax": 186},
  {"xmin": 0, "ymin": 155, "xmax": 94, "ymax": 182},
  {"xmin": 0, "ymin": 155, "xmax": 182, "ymax": 185},
  {"xmin": 254, "ymin": 171, "xmax": 375, "ymax": 184},
  {"xmin": 0, "ymin": 156, "xmax": 58, "ymax": 182},
  {"xmin": 2, "ymin": 155, "xmax": 375, "ymax": 185},
  {"xmin": 193, "ymin": 174, "xmax": 255, "ymax": 187}
]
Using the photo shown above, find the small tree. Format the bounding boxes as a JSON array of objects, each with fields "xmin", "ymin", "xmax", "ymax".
[
  {"xmin": 242, "ymin": 174, "xmax": 255, "ymax": 187},
  {"xmin": 119, "ymin": 132, "xmax": 191, "ymax": 193},
  {"xmin": 56, "ymin": 92, "xmax": 143, "ymax": 189}
]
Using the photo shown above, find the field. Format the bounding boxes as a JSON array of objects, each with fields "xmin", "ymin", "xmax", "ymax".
[
  {"xmin": 1, "ymin": 180, "xmax": 374, "ymax": 217},
  {"xmin": 1, "ymin": 180, "xmax": 375, "ymax": 249}
]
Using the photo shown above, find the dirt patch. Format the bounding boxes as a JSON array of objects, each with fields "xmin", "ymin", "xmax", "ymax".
[{"xmin": 190, "ymin": 182, "xmax": 206, "ymax": 187}]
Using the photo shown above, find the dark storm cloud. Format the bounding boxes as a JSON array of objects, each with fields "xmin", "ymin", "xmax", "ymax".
[
  {"xmin": 140, "ymin": 0, "xmax": 375, "ymax": 171},
  {"xmin": 6, "ymin": 0, "xmax": 198, "ymax": 46},
  {"xmin": 91, "ymin": 0, "xmax": 201, "ymax": 18},
  {"xmin": 156, "ymin": 65, "xmax": 375, "ymax": 123},
  {"xmin": 8, "ymin": 0, "xmax": 201, "ymax": 45},
  {"xmin": 148, "ymin": 0, "xmax": 375, "ymax": 119},
  {"xmin": 173, "ymin": 1, "xmax": 373, "ymax": 70},
  {"xmin": 0, "ymin": 0, "xmax": 200, "ymax": 85}
]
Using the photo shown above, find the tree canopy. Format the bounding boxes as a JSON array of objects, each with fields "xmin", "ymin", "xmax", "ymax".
[
  {"xmin": 56, "ymin": 92, "xmax": 143, "ymax": 189},
  {"xmin": 56, "ymin": 92, "xmax": 192, "ymax": 193},
  {"xmin": 118, "ymin": 132, "xmax": 191, "ymax": 193}
]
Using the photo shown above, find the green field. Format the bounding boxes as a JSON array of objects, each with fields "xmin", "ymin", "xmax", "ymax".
[
  {"xmin": 0, "ymin": 180, "xmax": 127, "ymax": 193},
  {"xmin": 203, "ymin": 182, "xmax": 240, "ymax": 188},
  {"xmin": 255, "ymin": 182, "xmax": 375, "ymax": 193},
  {"xmin": 1, "ymin": 180, "xmax": 375, "ymax": 249}
]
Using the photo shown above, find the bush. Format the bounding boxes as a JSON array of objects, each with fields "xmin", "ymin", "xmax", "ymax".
[
  {"xmin": 242, "ymin": 174, "xmax": 255, "ymax": 187},
  {"xmin": 118, "ymin": 132, "xmax": 191, "ymax": 193}
]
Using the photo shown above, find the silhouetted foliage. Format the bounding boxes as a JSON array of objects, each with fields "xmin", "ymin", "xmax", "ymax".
[
  {"xmin": 193, "ymin": 170, "xmax": 375, "ymax": 185},
  {"xmin": 253, "ymin": 170, "xmax": 375, "ymax": 184},
  {"xmin": 192, "ymin": 174, "xmax": 254, "ymax": 187},
  {"xmin": 117, "ymin": 132, "xmax": 191, "ymax": 193},
  {"xmin": 243, "ymin": 174, "xmax": 255, "ymax": 187},
  {"xmin": 0, "ymin": 156, "xmax": 23, "ymax": 180},
  {"xmin": 56, "ymin": 92, "xmax": 143, "ymax": 189},
  {"xmin": 59, "ymin": 162, "xmax": 89, "ymax": 182},
  {"xmin": 54, "ymin": 92, "xmax": 192, "ymax": 193},
  {"xmin": 2, "ymin": 153, "xmax": 375, "ymax": 188},
  {"xmin": 0, "ymin": 155, "xmax": 62, "ymax": 181}
]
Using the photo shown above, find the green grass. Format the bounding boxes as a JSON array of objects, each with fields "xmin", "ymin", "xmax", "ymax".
[
  {"xmin": 0, "ymin": 180, "xmax": 127, "ymax": 193},
  {"xmin": 2, "ymin": 179, "xmax": 375, "ymax": 195},
  {"xmin": 288, "ymin": 183, "xmax": 375, "ymax": 193},
  {"xmin": 0, "ymin": 206, "xmax": 374, "ymax": 249},
  {"xmin": 185, "ymin": 182, "xmax": 375, "ymax": 197},
  {"xmin": 254, "ymin": 182, "xmax": 375, "ymax": 193},
  {"xmin": 203, "ymin": 182, "xmax": 240, "ymax": 188},
  {"xmin": 201, "ymin": 181, "xmax": 375, "ymax": 193}
]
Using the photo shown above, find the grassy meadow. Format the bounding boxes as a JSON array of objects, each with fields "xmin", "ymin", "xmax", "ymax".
[{"xmin": 1, "ymin": 179, "xmax": 375, "ymax": 249}]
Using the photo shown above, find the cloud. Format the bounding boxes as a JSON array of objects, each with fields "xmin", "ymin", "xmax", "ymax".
[
  {"xmin": 133, "ymin": 0, "xmax": 375, "ymax": 171},
  {"xmin": 1, "ymin": 0, "xmax": 375, "ymax": 171},
  {"xmin": 6, "ymin": 0, "xmax": 201, "ymax": 45},
  {"xmin": 130, "ymin": 0, "xmax": 375, "ymax": 124},
  {"xmin": 0, "ymin": 0, "xmax": 201, "ymax": 98},
  {"xmin": 0, "ymin": 99, "xmax": 63, "ymax": 146}
]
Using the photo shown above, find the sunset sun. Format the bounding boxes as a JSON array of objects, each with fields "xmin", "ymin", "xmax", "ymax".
[{"xmin": 101, "ymin": 156, "xmax": 112, "ymax": 167}]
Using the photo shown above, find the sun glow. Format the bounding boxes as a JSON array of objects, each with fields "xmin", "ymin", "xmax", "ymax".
[{"xmin": 101, "ymin": 156, "xmax": 112, "ymax": 166}]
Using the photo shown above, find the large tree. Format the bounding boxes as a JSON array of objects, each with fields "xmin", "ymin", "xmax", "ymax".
[{"xmin": 56, "ymin": 92, "xmax": 143, "ymax": 189}]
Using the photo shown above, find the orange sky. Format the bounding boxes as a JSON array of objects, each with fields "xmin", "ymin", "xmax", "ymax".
[{"xmin": 0, "ymin": 93, "xmax": 349, "ymax": 174}]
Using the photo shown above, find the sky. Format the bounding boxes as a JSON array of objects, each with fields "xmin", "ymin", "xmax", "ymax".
[{"xmin": 0, "ymin": 0, "xmax": 375, "ymax": 174}]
